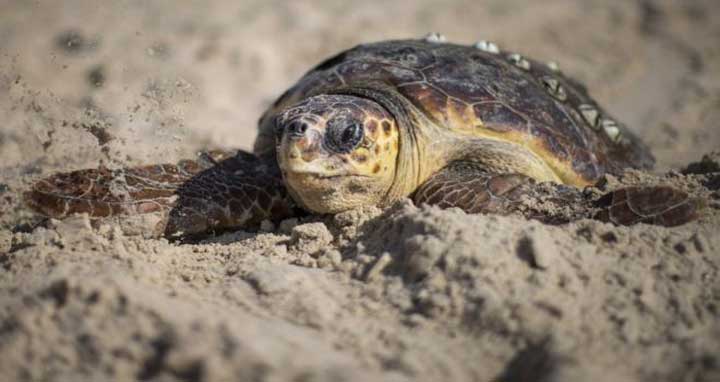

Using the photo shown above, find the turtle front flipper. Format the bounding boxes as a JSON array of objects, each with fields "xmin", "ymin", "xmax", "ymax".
[
  {"xmin": 24, "ymin": 150, "xmax": 298, "ymax": 238},
  {"xmin": 162, "ymin": 151, "xmax": 298, "ymax": 238},
  {"xmin": 413, "ymin": 163, "xmax": 701, "ymax": 227}
]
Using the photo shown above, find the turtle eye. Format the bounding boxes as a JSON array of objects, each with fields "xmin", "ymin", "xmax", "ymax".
[
  {"xmin": 326, "ymin": 119, "xmax": 364, "ymax": 153},
  {"xmin": 341, "ymin": 123, "xmax": 363, "ymax": 145}
]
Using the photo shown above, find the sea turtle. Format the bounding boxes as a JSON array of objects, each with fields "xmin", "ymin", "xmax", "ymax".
[{"xmin": 25, "ymin": 35, "xmax": 701, "ymax": 238}]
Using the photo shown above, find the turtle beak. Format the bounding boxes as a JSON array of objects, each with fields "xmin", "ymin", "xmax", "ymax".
[{"xmin": 277, "ymin": 119, "xmax": 326, "ymax": 173}]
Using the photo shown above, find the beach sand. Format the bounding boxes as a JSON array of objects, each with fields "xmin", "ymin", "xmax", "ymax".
[{"xmin": 1, "ymin": 1, "xmax": 719, "ymax": 381}]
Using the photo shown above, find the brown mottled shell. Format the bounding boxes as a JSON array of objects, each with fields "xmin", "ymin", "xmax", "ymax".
[{"xmin": 256, "ymin": 39, "xmax": 654, "ymax": 185}]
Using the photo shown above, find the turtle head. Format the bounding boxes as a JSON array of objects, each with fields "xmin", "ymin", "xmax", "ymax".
[{"xmin": 275, "ymin": 94, "xmax": 400, "ymax": 214}]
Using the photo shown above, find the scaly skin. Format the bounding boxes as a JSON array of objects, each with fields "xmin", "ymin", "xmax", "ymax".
[
  {"xmin": 412, "ymin": 162, "xmax": 701, "ymax": 227},
  {"xmin": 24, "ymin": 151, "xmax": 297, "ymax": 238}
]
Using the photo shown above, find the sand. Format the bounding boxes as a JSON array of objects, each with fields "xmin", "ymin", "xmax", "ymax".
[{"xmin": 1, "ymin": 1, "xmax": 719, "ymax": 381}]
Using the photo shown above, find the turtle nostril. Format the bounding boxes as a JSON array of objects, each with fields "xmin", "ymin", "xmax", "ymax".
[{"xmin": 288, "ymin": 121, "xmax": 308, "ymax": 137}]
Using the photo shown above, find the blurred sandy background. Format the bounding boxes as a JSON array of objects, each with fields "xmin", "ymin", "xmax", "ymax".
[
  {"xmin": 2, "ymin": 0, "xmax": 718, "ymax": 172},
  {"xmin": 0, "ymin": 1, "xmax": 719, "ymax": 381}
]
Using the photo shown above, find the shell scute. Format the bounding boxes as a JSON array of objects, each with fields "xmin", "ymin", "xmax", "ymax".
[{"xmin": 258, "ymin": 39, "xmax": 655, "ymax": 184}]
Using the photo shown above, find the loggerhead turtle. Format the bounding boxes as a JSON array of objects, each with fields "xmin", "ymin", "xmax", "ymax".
[{"xmin": 25, "ymin": 35, "xmax": 701, "ymax": 238}]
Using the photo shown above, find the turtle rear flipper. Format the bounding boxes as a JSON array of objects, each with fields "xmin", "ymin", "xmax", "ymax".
[
  {"xmin": 594, "ymin": 186, "xmax": 702, "ymax": 227},
  {"xmin": 412, "ymin": 163, "xmax": 587, "ymax": 224},
  {"xmin": 24, "ymin": 150, "xmax": 297, "ymax": 238},
  {"xmin": 413, "ymin": 163, "xmax": 702, "ymax": 227}
]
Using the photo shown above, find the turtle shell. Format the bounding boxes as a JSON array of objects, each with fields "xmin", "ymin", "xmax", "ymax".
[{"xmin": 256, "ymin": 39, "xmax": 654, "ymax": 186}]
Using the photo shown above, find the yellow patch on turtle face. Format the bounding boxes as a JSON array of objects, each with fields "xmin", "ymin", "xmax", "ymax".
[{"xmin": 346, "ymin": 117, "xmax": 398, "ymax": 177}]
